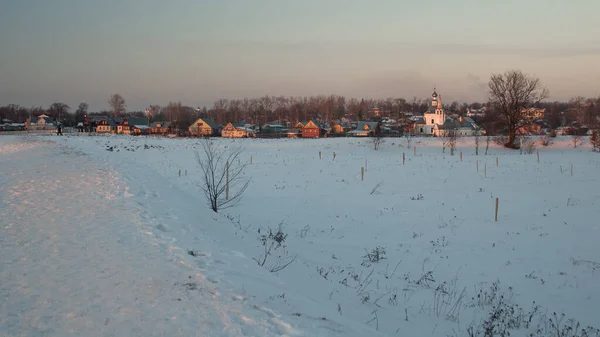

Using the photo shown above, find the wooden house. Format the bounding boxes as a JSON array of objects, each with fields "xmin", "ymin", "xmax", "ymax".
[
  {"xmin": 348, "ymin": 121, "xmax": 380, "ymax": 137},
  {"xmin": 221, "ymin": 122, "xmax": 249, "ymax": 138},
  {"xmin": 116, "ymin": 119, "xmax": 131, "ymax": 134},
  {"xmin": 301, "ymin": 120, "xmax": 320, "ymax": 138},
  {"xmin": 331, "ymin": 123, "xmax": 345, "ymax": 134},
  {"xmin": 149, "ymin": 121, "xmax": 171, "ymax": 135},
  {"xmin": 189, "ymin": 118, "xmax": 220, "ymax": 137},
  {"xmin": 96, "ymin": 119, "xmax": 111, "ymax": 133}
]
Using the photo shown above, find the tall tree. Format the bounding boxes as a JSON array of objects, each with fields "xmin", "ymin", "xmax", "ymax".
[
  {"xmin": 47, "ymin": 102, "xmax": 70, "ymax": 121},
  {"xmin": 109, "ymin": 94, "xmax": 126, "ymax": 118},
  {"xmin": 488, "ymin": 69, "xmax": 549, "ymax": 148}
]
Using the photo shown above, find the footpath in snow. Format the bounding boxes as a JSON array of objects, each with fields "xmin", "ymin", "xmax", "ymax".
[{"xmin": 0, "ymin": 136, "xmax": 302, "ymax": 337}]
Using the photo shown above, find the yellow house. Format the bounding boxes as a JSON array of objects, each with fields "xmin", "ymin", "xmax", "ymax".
[
  {"xmin": 221, "ymin": 123, "xmax": 249, "ymax": 138},
  {"xmin": 96, "ymin": 120, "xmax": 111, "ymax": 133},
  {"xmin": 189, "ymin": 117, "xmax": 219, "ymax": 136},
  {"xmin": 116, "ymin": 119, "xmax": 131, "ymax": 134}
]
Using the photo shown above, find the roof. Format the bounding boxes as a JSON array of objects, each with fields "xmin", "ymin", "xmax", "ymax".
[
  {"xmin": 232, "ymin": 121, "xmax": 248, "ymax": 128},
  {"xmin": 355, "ymin": 121, "xmax": 379, "ymax": 132},
  {"xmin": 438, "ymin": 117, "xmax": 476, "ymax": 130},
  {"xmin": 150, "ymin": 121, "xmax": 172, "ymax": 128},
  {"xmin": 126, "ymin": 117, "xmax": 149, "ymax": 126},
  {"xmin": 199, "ymin": 118, "xmax": 221, "ymax": 129}
]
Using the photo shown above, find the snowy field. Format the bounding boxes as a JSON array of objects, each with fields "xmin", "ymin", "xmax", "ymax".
[{"xmin": 1, "ymin": 134, "xmax": 599, "ymax": 337}]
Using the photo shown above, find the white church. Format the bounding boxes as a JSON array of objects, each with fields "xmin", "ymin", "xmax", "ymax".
[{"xmin": 415, "ymin": 88, "xmax": 479, "ymax": 137}]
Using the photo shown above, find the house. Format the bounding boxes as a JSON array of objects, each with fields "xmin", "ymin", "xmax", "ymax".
[
  {"xmin": 116, "ymin": 119, "xmax": 131, "ymax": 134},
  {"xmin": 221, "ymin": 122, "xmax": 249, "ymax": 138},
  {"xmin": 131, "ymin": 125, "xmax": 151, "ymax": 135},
  {"xmin": 521, "ymin": 108, "xmax": 545, "ymax": 120},
  {"xmin": 189, "ymin": 118, "xmax": 221, "ymax": 137},
  {"xmin": 96, "ymin": 120, "xmax": 111, "ymax": 133},
  {"xmin": 149, "ymin": 121, "xmax": 172, "ymax": 134},
  {"xmin": 259, "ymin": 124, "xmax": 287, "ymax": 137},
  {"xmin": 301, "ymin": 120, "xmax": 320, "ymax": 138},
  {"xmin": 435, "ymin": 116, "xmax": 479, "ymax": 137},
  {"xmin": 331, "ymin": 123, "xmax": 345, "ymax": 134},
  {"xmin": 348, "ymin": 121, "xmax": 380, "ymax": 137}
]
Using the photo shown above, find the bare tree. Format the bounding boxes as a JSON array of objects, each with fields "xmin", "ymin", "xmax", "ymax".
[
  {"xmin": 571, "ymin": 133, "xmax": 582, "ymax": 148},
  {"xmin": 446, "ymin": 129, "xmax": 459, "ymax": 155},
  {"xmin": 488, "ymin": 70, "xmax": 549, "ymax": 149},
  {"xmin": 371, "ymin": 132, "xmax": 384, "ymax": 150},
  {"xmin": 48, "ymin": 102, "xmax": 70, "ymax": 121},
  {"xmin": 194, "ymin": 139, "xmax": 250, "ymax": 212},
  {"xmin": 109, "ymin": 94, "xmax": 126, "ymax": 118}
]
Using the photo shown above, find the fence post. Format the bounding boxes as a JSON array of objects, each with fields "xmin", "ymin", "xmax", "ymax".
[
  {"xmin": 361, "ymin": 167, "xmax": 364, "ymax": 181},
  {"xmin": 495, "ymin": 198, "xmax": 499, "ymax": 222}
]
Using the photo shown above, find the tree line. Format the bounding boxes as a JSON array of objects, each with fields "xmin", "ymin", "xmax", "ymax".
[{"xmin": 1, "ymin": 76, "xmax": 599, "ymax": 134}]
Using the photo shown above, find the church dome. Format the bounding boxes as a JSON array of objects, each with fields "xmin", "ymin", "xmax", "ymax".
[{"xmin": 432, "ymin": 88, "xmax": 438, "ymax": 99}]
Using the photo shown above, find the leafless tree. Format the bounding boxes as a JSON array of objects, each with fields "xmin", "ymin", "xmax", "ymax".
[
  {"xmin": 371, "ymin": 132, "xmax": 384, "ymax": 150},
  {"xmin": 48, "ymin": 102, "xmax": 70, "ymax": 121},
  {"xmin": 571, "ymin": 133, "xmax": 582, "ymax": 148},
  {"xmin": 488, "ymin": 70, "xmax": 549, "ymax": 149},
  {"xmin": 539, "ymin": 133, "xmax": 552, "ymax": 147},
  {"xmin": 109, "ymin": 94, "xmax": 126, "ymax": 118},
  {"xmin": 446, "ymin": 129, "xmax": 459, "ymax": 155},
  {"xmin": 195, "ymin": 138, "xmax": 250, "ymax": 213}
]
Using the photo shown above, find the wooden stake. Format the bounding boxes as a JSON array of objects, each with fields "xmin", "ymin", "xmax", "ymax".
[
  {"xmin": 484, "ymin": 163, "xmax": 487, "ymax": 178},
  {"xmin": 414, "ymin": 147, "xmax": 416, "ymax": 156},
  {"xmin": 460, "ymin": 152, "xmax": 463, "ymax": 161},
  {"xmin": 226, "ymin": 160, "xmax": 230, "ymax": 200},
  {"xmin": 536, "ymin": 150, "xmax": 539, "ymax": 163},
  {"xmin": 402, "ymin": 152, "xmax": 405, "ymax": 165},
  {"xmin": 496, "ymin": 157, "xmax": 499, "ymax": 167},
  {"xmin": 179, "ymin": 169, "xmax": 181, "ymax": 177},
  {"xmin": 571, "ymin": 164, "xmax": 573, "ymax": 176},
  {"xmin": 250, "ymin": 155, "xmax": 253, "ymax": 164},
  {"xmin": 333, "ymin": 152, "xmax": 336, "ymax": 159},
  {"xmin": 365, "ymin": 158, "xmax": 368, "ymax": 172},
  {"xmin": 185, "ymin": 169, "xmax": 187, "ymax": 176},
  {"xmin": 361, "ymin": 167, "xmax": 364, "ymax": 181},
  {"xmin": 476, "ymin": 160, "xmax": 479, "ymax": 172},
  {"xmin": 495, "ymin": 198, "xmax": 499, "ymax": 222},
  {"xmin": 319, "ymin": 151, "xmax": 322, "ymax": 159}
]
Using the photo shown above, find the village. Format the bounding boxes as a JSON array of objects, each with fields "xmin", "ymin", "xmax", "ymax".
[{"xmin": 3, "ymin": 88, "xmax": 590, "ymax": 140}]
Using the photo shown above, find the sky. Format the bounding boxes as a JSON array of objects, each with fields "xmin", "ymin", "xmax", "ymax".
[{"xmin": 1, "ymin": 0, "xmax": 599, "ymax": 112}]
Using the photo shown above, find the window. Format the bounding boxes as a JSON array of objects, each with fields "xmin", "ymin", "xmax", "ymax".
[
  {"xmin": 431, "ymin": 128, "xmax": 434, "ymax": 132},
  {"xmin": 420, "ymin": 128, "xmax": 423, "ymax": 132},
  {"xmin": 431, "ymin": 119, "xmax": 434, "ymax": 124}
]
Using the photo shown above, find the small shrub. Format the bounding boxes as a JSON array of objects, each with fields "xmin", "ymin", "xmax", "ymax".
[
  {"xmin": 523, "ymin": 138, "xmax": 537, "ymax": 154},
  {"xmin": 540, "ymin": 133, "xmax": 553, "ymax": 146},
  {"xmin": 362, "ymin": 246, "xmax": 386, "ymax": 266}
]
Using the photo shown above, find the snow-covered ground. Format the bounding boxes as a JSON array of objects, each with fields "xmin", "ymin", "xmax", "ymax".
[{"xmin": 1, "ymin": 134, "xmax": 599, "ymax": 336}]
